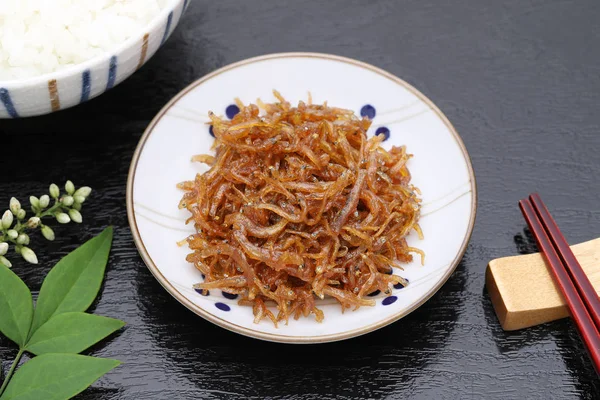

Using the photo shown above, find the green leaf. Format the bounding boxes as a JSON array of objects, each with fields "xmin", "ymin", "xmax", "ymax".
[
  {"xmin": 25, "ymin": 312, "xmax": 125, "ymax": 355},
  {"xmin": 0, "ymin": 265, "xmax": 33, "ymax": 347},
  {"xmin": 0, "ymin": 353, "xmax": 120, "ymax": 400},
  {"xmin": 31, "ymin": 227, "xmax": 113, "ymax": 334}
]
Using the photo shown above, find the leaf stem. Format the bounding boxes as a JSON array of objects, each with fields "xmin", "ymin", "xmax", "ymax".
[
  {"xmin": 38, "ymin": 201, "xmax": 63, "ymax": 219},
  {"xmin": 0, "ymin": 348, "xmax": 24, "ymax": 396}
]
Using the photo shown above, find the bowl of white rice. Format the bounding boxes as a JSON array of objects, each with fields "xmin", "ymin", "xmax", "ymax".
[{"xmin": 0, "ymin": 0, "xmax": 187, "ymax": 118}]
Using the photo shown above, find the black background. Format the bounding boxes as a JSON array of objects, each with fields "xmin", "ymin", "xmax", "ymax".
[{"xmin": 2, "ymin": 0, "xmax": 600, "ymax": 398}]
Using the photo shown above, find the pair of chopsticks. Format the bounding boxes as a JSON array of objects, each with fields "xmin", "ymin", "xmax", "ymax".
[{"xmin": 519, "ymin": 193, "xmax": 600, "ymax": 372}]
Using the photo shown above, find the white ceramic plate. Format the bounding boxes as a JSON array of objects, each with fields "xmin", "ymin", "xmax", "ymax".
[{"xmin": 127, "ymin": 53, "xmax": 477, "ymax": 343}]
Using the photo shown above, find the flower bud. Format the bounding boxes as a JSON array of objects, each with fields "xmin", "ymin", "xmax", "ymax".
[
  {"xmin": 72, "ymin": 202, "xmax": 82, "ymax": 211},
  {"xmin": 65, "ymin": 180, "xmax": 75, "ymax": 195},
  {"xmin": 41, "ymin": 225, "xmax": 55, "ymax": 241},
  {"xmin": 0, "ymin": 256, "xmax": 11, "ymax": 268},
  {"xmin": 74, "ymin": 186, "xmax": 92, "ymax": 199},
  {"xmin": 16, "ymin": 233, "xmax": 29, "ymax": 245},
  {"xmin": 21, "ymin": 247, "xmax": 38, "ymax": 264},
  {"xmin": 16, "ymin": 209, "xmax": 26, "ymax": 220},
  {"xmin": 73, "ymin": 195, "xmax": 86, "ymax": 204},
  {"xmin": 49, "ymin": 183, "xmax": 60, "ymax": 198},
  {"xmin": 68, "ymin": 209, "xmax": 82, "ymax": 223},
  {"xmin": 61, "ymin": 195, "xmax": 74, "ymax": 207},
  {"xmin": 29, "ymin": 196, "xmax": 40, "ymax": 209},
  {"xmin": 9, "ymin": 197, "xmax": 21, "ymax": 214},
  {"xmin": 0, "ymin": 242, "xmax": 8, "ymax": 256},
  {"xmin": 7, "ymin": 229, "xmax": 18, "ymax": 240},
  {"xmin": 56, "ymin": 213, "xmax": 70, "ymax": 224},
  {"xmin": 2, "ymin": 210, "xmax": 13, "ymax": 229},
  {"xmin": 39, "ymin": 194, "xmax": 50, "ymax": 209},
  {"xmin": 14, "ymin": 245, "xmax": 21, "ymax": 254},
  {"xmin": 26, "ymin": 217, "xmax": 40, "ymax": 229}
]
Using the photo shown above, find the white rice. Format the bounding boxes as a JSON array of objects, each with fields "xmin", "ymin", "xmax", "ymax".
[{"xmin": 0, "ymin": 0, "xmax": 170, "ymax": 81}]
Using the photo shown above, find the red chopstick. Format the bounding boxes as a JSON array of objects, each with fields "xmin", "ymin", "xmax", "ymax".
[
  {"xmin": 519, "ymin": 198, "xmax": 600, "ymax": 372},
  {"xmin": 529, "ymin": 193, "xmax": 600, "ymax": 329}
]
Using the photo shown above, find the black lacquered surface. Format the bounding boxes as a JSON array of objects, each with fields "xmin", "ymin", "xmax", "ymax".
[{"xmin": 2, "ymin": 1, "xmax": 600, "ymax": 398}]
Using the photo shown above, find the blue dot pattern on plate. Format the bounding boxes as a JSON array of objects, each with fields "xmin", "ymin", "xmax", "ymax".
[
  {"xmin": 209, "ymin": 125, "xmax": 215, "ymax": 137},
  {"xmin": 394, "ymin": 278, "xmax": 409, "ymax": 290},
  {"xmin": 195, "ymin": 288, "xmax": 210, "ymax": 296},
  {"xmin": 222, "ymin": 291, "xmax": 238, "ymax": 300},
  {"xmin": 367, "ymin": 290, "xmax": 381, "ymax": 297},
  {"xmin": 382, "ymin": 296, "xmax": 398, "ymax": 306},
  {"xmin": 360, "ymin": 104, "xmax": 376, "ymax": 119},
  {"xmin": 215, "ymin": 302, "xmax": 231, "ymax": 311},
  {"xmin": 375, "ymin": 127, "xmax": 390, "ymax": 141},
  {"xmin": 226, "ymin": 104, "xmax": 240, "ymax": 119}
]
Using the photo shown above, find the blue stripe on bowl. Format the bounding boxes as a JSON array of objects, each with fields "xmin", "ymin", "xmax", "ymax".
[
  {"xmin": 80, "ymin": 70, "xmax": 91, "ymax": 103},
  {"xmin": 179, "ymin": 0, "xmax": 188, "ymax": 21},
  {"xmin": 161, "ymin": 11, "xmax": 174, "ymax": 45},
  {"xmin": 106, "ymin": 56, "xmax": 117, "ymax": 90},
  {"xmin": 0, "ymin": 88, "xmax": 19, "ymax": 118}
]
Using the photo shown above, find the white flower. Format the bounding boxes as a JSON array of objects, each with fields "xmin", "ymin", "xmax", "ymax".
[
  {"xmin": 21, "ymin": 247, "xmax": 38, "ymax": 264},
  {"xmin": 49, "ymin": 183, "xmax": 60, "ymax": 198},
  {"xmin": 26, "ymin": 216, "xmax": 40, "ymax": 228},
  {"xmin": 16, "ymin": 234, "xmax": 30, "ymax": 245},
  {"xmin": 61, "ymin": 195, "xmax": 74, "ymax": 207},
  {"xmin": 68, "ymin": 209, "xmax": 82, "ymax": 223},
  {"xmin": 41, "ymin": 225, "xmax": 55, "ymax": 241},
  {"xmin": 0, "ymin": 256, "xmax": 12, "ymax": 268},
  {"xmin": 73, "ymin": 195, "xmax": 86, "ymax": 204},
  {"xmin": 7, "ymin": 229, "xmax": 18, "ymax": 240},
  {"xmin": 0, "ymin": 242, "xmax": 8, "ymax": 256},
  {"xmin": 56, "ymin": 213, "xmax": 70, "ymax": 224},
  {"xmin": 9, "ymin": 197, "xmax": 21, "ymax": 214},
  {"xmin": 29, "ymin": 196, "xmax": 40, "ymax": 208},
  {"xmin": 74, "ymin": 186, "xmax": 92, "ymax": 198},
  {"xmin": 16, "ymin": 209, "xmax": 26, "ymax": 220},
  {"xmin": 39, "ymin": 194, "xmax": 50, "ymax": 208},
  {"xmin": 65, "ymin": 180, "xmax": 75, "ymax": 195},
  {"xmin": 1, "ymin": 210, "xmax": 14, "ymax": 229}
]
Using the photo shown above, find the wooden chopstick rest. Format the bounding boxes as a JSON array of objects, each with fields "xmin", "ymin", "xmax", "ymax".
[{"xmin": 486, "ymin": 237, "xmax": 600, "ymax": 331}]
